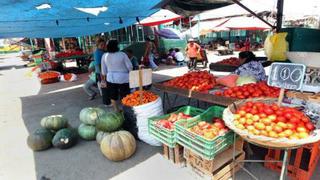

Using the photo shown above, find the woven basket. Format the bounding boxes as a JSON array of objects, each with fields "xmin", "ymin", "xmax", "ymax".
[{"xmin": 223, "ymin": 98, "xmax": 320, "ymax": 149}]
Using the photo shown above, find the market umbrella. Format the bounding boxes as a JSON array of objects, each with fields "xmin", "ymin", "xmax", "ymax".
[
  {"xmin": 218, "ymin": 16, "xmax": 272, "ymax": 30},
  {"xmin": 139, "ymin": 9, "xmax": 181, "ymax": 26},
  {"xmin": 155, "ymin": 28, "xmax": 183, "ymax": 39}
]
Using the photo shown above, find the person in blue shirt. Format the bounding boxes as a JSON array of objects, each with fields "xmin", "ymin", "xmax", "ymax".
[
  {"xmin": 94, "ymin": 38, "xmax": 111, "ymax": 106},
  {"xmin": 125, "ymin": 49, "xmax": 139, "ymax": 70}
]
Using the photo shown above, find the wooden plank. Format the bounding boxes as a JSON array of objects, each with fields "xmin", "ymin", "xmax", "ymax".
[
  {"xmin": 163, "ymin": 145, "xmax": 169, "ymax": 159},
  {"xmin": 212, "ymin": 152, "xmax": 245, "ymax": 180}
]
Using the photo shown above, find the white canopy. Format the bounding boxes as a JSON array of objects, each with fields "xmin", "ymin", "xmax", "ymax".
[
  {"xmin": 139, "ymin": 9, "xmax": 181, "ymax": 26},
  {"xmin": 193, "ymin": 0, "xmax": 320, "ymax": 21}
]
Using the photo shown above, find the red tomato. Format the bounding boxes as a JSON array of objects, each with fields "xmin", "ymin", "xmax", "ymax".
[
  {"xmin": 284, "ymin": 112, "xmax": 292, "ymax": 120},
  {"xmin": 276, "ymin": 116, "xmax": 287, "ymax": 123},
  {"xmin": 306, "ymin": 122, "xmax": 315, "ymax": 131},
  {"xmin": 301, "ymin": 116, "xmax": 310, "ymax": 123},
  {"xmin": 245, "ymin": 102, "xmax": 254, "ymax": 107},
  {"xmin": 289, "ymin": 117, "xmax": 300, "ymax": 124},
  {"xmin": 275, "ymin": 110, "xmax": 283, "ymax": 116},
  {"xmin": 250, "ymin": 109, "xmax": 258, "ymax": 115},
  {"xmin": 264, "ymin": 108, "xmax": 274, "ymax": 115}
]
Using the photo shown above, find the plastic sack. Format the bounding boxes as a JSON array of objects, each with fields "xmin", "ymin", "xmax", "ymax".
[
  {"xmin": 133, "ymin": 97, "xmax": 163, "ymax": 146},
  {"xmin": 60, "ymin": 73, "xmax": 77, "ymax": 82},
  {"xmin": 264, "ymin": 32, "xmax": 288, "ymax": 61}
]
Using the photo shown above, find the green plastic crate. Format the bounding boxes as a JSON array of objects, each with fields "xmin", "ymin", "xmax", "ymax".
[
  {"xmin": 148, "ymin": 106, "xmax": 204, "ymax": 148},
  {"xmin": 175, "ymin": 106, "xmax": 234, "ymax": 160}
]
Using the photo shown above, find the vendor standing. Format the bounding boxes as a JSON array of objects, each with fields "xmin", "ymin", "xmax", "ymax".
[
  {"xmin": 101, "ymin": 40, "xmax": 133, "ymax": 112},
  {"xmin": 185, "ymin": 38, "xmax": 200, "ymax": 70},
  {"xmin": 234, "ymin": 51, "xmax": 266, "ymax": 81},
  {"xmin": 94, "ymin": 38, "xmax": 111, "ymax": 106}
]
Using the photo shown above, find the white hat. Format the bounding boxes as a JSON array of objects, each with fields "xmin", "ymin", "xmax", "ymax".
[{"xmin": 188, "ymin": 38, "xmax": 195, "ymax": 42}]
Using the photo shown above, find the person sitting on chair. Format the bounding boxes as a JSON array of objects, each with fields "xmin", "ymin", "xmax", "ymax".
[{"xmin": 174, "ymin": 48, "xmax": 185, "ymax": 66}]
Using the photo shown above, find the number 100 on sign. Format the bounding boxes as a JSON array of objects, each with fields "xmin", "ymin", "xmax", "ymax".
[{"xmin": 268, "ymin": 63, "xmax": 306, "ymax": 90}]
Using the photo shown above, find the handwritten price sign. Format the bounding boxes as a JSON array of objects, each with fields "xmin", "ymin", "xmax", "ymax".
[{"xmin": 268, "ymin": 63, "xmax": 306, "ymax": 90}]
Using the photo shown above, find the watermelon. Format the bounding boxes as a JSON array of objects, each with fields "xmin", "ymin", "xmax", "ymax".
[{"xmin": 96, "ymin": 112, "xmax": 124, "ymax": 132}]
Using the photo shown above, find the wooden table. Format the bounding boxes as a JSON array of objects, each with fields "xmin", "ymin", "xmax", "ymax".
[{"xmin": 153, "ymin": 82, "xmax": 238, "ymax": 109}]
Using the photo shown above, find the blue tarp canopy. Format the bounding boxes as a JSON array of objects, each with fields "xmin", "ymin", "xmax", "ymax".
[{"xmin": 0, "ymin": 0, "xmax": 163, "ymax": 38}]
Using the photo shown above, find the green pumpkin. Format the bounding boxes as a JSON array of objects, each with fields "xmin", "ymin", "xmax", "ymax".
[
  {"xmin": 96, "ymin": 131, "xmax": 110, "ymax": 144},
  {"xmin": 79, "ymin": 107, "xmax": 106, "ymax": 125},
  {"xmin": 96, "ymin": 112, "xmax": 124, "ymax": 132},
  {"xmin": 78, "ymin": 123, "xmax": 97, "ymax": 140},
  {"xmin": 52, "ymin": 128, "xmax": 77, "ymax": 149},
  {"xmin": 41, "ymin": 115, "xmax": 68, "ymax": 131},
  {"xmin": 27, "ymin": 128, "xmax": 54, "ymax": 151}
]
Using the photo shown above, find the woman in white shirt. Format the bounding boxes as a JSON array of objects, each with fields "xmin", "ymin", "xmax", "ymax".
[{"xmin": 101, "ymin": 40, "xmax": 133, "ymax": 111}]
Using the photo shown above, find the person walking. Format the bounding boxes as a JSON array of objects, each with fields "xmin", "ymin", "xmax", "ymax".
[
  {"xmin": 185, "ymin": 38, "xmax": 200, "ymax": 70},
  {"xmin": 83, "ymin": 60, "xmax": 98, "ymax": 100},
  {"xmin": 142, "ymin": 36, "xmax": 158, "ymax": 71},
  {"xmin": 101, "ymin": 40, "xmax": 133, "ymax": 112},
  {"xmin": 94, "ymin": 38, "xmax": 111, "ymax": 106}
]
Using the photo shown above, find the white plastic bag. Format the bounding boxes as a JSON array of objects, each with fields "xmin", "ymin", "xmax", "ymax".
[{"xmin": 133, "ymin": 97, "xmax": 163, "ymax": 146}]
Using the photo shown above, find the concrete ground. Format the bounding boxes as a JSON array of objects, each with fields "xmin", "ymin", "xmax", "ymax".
[{"xmin": 0, "ymin": 53, "xmax": 319, "ymax": 180}]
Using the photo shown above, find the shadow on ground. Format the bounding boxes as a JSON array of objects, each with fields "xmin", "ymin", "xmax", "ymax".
[{"xmin": 21, "ymin": 85, "xmax": 161, "ymax": 180}]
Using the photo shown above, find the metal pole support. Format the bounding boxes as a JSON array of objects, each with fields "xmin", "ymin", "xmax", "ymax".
[{"xmin": 279, "ymin": 149, "xmax": 289, "ymax": 180}]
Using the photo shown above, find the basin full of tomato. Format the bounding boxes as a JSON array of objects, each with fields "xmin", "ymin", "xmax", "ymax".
[
  {"xmin": 163, "ymin": 71, "xmax": 216, "ymax": 92},
  {"xmin": 155, "ymin": 112, "xmax": 191, "ymax": 130},
  {"xmin": 233, "ymin": 101, "xmax": 315, "ymax": 139},
  {"xmin": 188, "ymin": 118, "xmax": 229, "ymax": 140},
  {"xmin": 215, "ymin": 81, "xmax": 281, "ymax": 99},
  {"xmin": 216, "ymin": 57, "xmax": 241, "ymax": 66}
]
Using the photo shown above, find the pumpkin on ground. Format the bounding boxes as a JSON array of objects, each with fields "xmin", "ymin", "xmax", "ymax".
[
  {"xmin": 78, "ymin": 123, "xmax": 97, "ymax": 140},
  {"xmin": 79, "ymin": 107, "xmax": 106, "ymax": 125},
  {"xmin": 100, "ymin": 130, "xmax": 136, "ymax": 161},
  {"xmin": 27, "ymin": 128, "xmax": 54, "ymax": 151},
  {"xmin": 52, "ymin": 128, "xmax": 77, "ymax": 149},
  {"xmin": 41, "ymin": 115, "xmax": 68, "ymax": 131},
  {"xmin": 96, "ymin": 131, "xmax": 110, "ymax": 144},
  {"xmin": 96, "ymin": 112, "xmax": 124, "ymax": 132}
]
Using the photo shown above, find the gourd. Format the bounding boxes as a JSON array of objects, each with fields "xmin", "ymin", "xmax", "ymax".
[
  {"xmin": 40, "ymin": 115, "xmax": 68, "ymax": 131},
  {"xmin": 52, "ymin": 128, "xmax": 77, "ymax": 149},
  {"xmin": 96, "ymin": 131, "xmax": 110, "ymax": 144},
  {"xmin": 78, "ymin": 123, "xmax": 97, "ymax": 140},
  {"xmin": 79, "ymin": 107, "xmax": 106, "ymax": 125},
  {"xmin": 96, "ymin": 112, "xmax": 124, "ymax": 132},
  {"xmin": 27, "ymin": 128, "xmax": 54, "ymax": 151},
  {"xmin": 100, "ymin": 131, "xmax": 136, "ymax": 161}
]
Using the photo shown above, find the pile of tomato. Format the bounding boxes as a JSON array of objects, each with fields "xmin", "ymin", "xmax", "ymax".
[
  {"xmin": 215, "ymin": 81, "xmax": 281, "ymax": 99},
  {"xmin": 38, "ymin": 71, "xmax": 60, "ymax": 80},
  {"xmin": 234, "ymin": 101, "xmax": 315, "ymax": 139},
  {"xmin": 216, "ymin": 57, "xmax": 241, "ymax": 66},
  {"xmin": 163, "ymin": 71, "xmax": 216, "ymax": 92},
  {"xmin": 55, "ymin": 51, "xmax": 84, "ymax": 58}
]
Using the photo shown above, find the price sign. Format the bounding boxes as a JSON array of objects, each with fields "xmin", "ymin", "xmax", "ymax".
[
  {"xmin": 268, "ymin": 63, "xmax": 306, "ymax": 90},
  {"xmin": 129, "ymin": 68, "xmax": 152, "ymax": 88}
]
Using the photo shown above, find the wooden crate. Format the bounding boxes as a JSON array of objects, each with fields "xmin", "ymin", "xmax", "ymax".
[
  {"xmin": 184, "ymin": 139, "xmax": 244, "ymax": 179},
  {"xmin": 186, "ymin": 150, "xmax": 245, "ymax": 180},
  {"xmin": 163, "ymin": 144, "xmax": 184, "ymax": 165}
]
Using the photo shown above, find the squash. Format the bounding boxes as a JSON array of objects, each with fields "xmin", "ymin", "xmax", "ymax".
[
  {"xmin": 100, "ymin": 130, "xmax": 136, "ymax": 161},
  {"xmin": 96, "ymin": 131, "xmax": 110, "ymax": 144},
  {"xmin": 52, "ymin": 128, "xmax": 77, "ymax": 149},
  {"xmin": 41, "ymin": 115, "xmax": 68, "ymax": 131},
  {"xmin": 78, "ymin": 123, "xmax": 97, "ymax": 140},
  {"xmin": 96, "ymin": 112, "xmax": 124, "ymax": 132},
  {"xmin": 27, "ymin": 128, "xmax": 54, "ymax": 151},
  {"xmin": 79, "ymin": 107, "xmax": 106, "ymax": 125}
]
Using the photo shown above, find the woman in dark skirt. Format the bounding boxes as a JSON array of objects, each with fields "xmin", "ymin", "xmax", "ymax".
[{"xmin": 100, "ymin": 40, "xmax": 133, "ymax": 112}]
